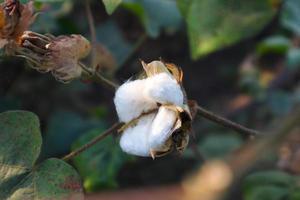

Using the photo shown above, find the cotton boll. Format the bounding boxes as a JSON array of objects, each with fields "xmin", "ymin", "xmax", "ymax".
[
  {"xmin": 149, "ymin": 106, "xmax": 177, "ymax": 150},
  {"xmin": 119, "ymin": 114, "xmax": 156, "ymax": 157},
  {"xmin": 145, "ymin": 73, "xmax": 184, "ymax": 106},
  {"xmin": 114, "ymin": 79, "xmax": 157, "ymax": 122}
]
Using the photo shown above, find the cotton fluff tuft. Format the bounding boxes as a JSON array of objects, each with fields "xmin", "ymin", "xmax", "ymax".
[
  {"xmin": 119, "ymin": 114, "xmax": 156, "ymax": 157},
  {"xmin": 144, "ymin": 73, "xmax": 184, "ymax": 106},
  {"xmin": 114, "ymin": 79, "xmax": 157, "ymax": 123},
  {"xmin": 115, "ymin": 66, "xmax": 188, "ymax": 157},
  {"xmin": 149, "ymin": 106, "xmax": 177, "ymax": 150}
]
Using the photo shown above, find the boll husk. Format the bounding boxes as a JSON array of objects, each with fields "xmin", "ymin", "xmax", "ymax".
[
  {"xmin": 0, "ymin": 0, "xmax": 35, "ymax": 49},
  {"xmin": 16, "ymin": 31, "xmax": 91, "ymax": 83},
  {"xmin": 114, "ymin": 60, "xmax": 192, "ymax": 158}
]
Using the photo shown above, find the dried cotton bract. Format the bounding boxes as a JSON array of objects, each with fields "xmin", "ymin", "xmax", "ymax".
[
  {"xmin": 0, "ymin": 0, "xmax": 35, "ymax": 49},
  {"xmin": 16, "ymin": 31, "xmax": 91, "ymax": 83},
  {"xmin": 114, "ymin": 60, "xmax": 192, "ymax": 158}
]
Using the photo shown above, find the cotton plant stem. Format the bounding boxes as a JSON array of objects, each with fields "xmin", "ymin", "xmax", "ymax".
[
  {"xmin": 62, "ymin": 122, "xmax": 123, "ymax": 161},
  {"xmin": 95, "ymin": 71, "xmax": 119, "ymax": 90},
  {"xmin": 80, "ymin": 62, "xmax": 119, "ymax": 90},
  {"xmin": 85, "ymin": 0, "xmax": 97, "ymax": 44},
  {"xmin": 196, "ymin": 105, "xmax": 259, "ymax": 137}
]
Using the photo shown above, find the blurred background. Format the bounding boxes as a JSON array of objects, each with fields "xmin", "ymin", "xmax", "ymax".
[{"xmin": 1, "ymin": 0, "xmax": 300, "ymax": 199}]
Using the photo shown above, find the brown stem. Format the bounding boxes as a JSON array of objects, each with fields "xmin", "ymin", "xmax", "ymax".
[
  {"xmin": 62, "ymin": 122, "xmax": 123, "ymax": 161},
  {"xmin": 95, "ymin": 71, "xmax": 119, "ymax": 90},
  {"xmin": 196, "ymin": 105, "xmax": 259, "ymax": 137},
  {"xmin": 85, "ymin": 0, "xmax": 96, "ymax": 44}
]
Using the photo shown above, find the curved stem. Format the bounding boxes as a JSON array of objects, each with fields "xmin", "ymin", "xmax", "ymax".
[
  {"xmin": 196, "ymin": 105, "xmax": 259, "ymax": 137},
  {"xmin": 95, "ymin": 71, "xmax": 119, "ymax": 90},
  {"xmin": 62, "ymin": 122, "xmax": 123, "ymax": 161}
]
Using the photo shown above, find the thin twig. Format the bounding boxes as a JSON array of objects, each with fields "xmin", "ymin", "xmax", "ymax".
[
  {"xmin": 85, "ymin": 0, "xmax": 98, "ymax": 69},
  {"xmin": 85, "ymin": 0, "xmax": 96, "ymax": 44},
  {"xmin": 80, "ymin": 62, "xmax": 119, "ymax": 90},
  {"xmin": 62, "ymin": 122, "xmax": 123, "ymax": 161},
  {"xmin": 95, "ymin": 71, "xmax": 119, "ymax": 90},
  {"xmin": 196, "ymin": 105, "xmax": 259, "ymax": 137}
]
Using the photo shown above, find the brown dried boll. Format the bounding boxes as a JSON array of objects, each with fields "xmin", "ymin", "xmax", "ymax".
[
  {"xmin": 18, "ymin": 31, "xmax": 91, "ymax": 83},
  {"xmin": 0, "ymin": 0, "xmax": 35, "ymax": 48}
]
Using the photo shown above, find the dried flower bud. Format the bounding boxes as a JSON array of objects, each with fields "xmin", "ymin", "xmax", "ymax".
[
  {"xmin": 114, "ymin": 60, "xmax": 192, "ymax": 158},
  {"xmin": 0, "ymin": 0, "xmax": 35, "ymax": 48},
  {"xmin": 17, "ymin": 31, "xmax": 91, "ymax": 83}
]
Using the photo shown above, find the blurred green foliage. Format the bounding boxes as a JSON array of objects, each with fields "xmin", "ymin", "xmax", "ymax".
[
  {"xmin": 177, "ymin": 0, "xmax": 277, "ymax": 59},
  {"xmin": 72, "ymin": 129, "xmax": 132, "ymax": 192},
  {"xmin": 0, "ymin": 0, "xmax": 300, "ymax": 199},
  {"xmin": 0, "ymin": 111, "xmax": 83, "ymax": 199},
  {"xmin": 243, "ymin": 170, "xmax": 300, "ymax": 200},
  {"xmin": 123, "ymin": 0, "xmax": 182, "ymax": 37}
]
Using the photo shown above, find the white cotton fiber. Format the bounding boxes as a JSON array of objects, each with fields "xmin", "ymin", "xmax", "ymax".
[
  {"xmin": 148, "ymin": 106, "xmax": 177, "ymax": 150},
  {"xmin": 114, "ymin": 79, "xmax": 157, "ymax": 123},
  {"xmin": 144, "ymin": 73, "xmax": 184, "ymax": 106},
  {"xmin": 119, "ymin": 114, "xmax": 156, "ymax": 156}
]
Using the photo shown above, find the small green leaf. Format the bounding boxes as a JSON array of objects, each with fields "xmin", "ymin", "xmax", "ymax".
[
  {"xmin": 281, "ymin": 0, "xmax": 300, "ymax": 35},
  {"xmin": 243, "ymin": 170, "xmax": 295, "ymax": 189},
  {"xmin": 178, "ymin": 0, "xmax": 277, "ymax": 59},
  {"xmin": 243, "ymin": 170, "xmax": 299, "ymax": 200},
  {"xmin": 0, "ymin": 111, "xmax": 84, "ymax": 199},
  {"xmin": 102, "ymin": 0, "xmax": 123, "ymax": 15},
  {"xmin": 244, "ymin": 185, "xmax": 288, "ymax": 200},
  {"xmin": 72, "ymin": 129, "xmax": 131, "ymax": 192},
  {"xmin": 256, "ymin": 36, "xmax": 291, "ymax": 55}
]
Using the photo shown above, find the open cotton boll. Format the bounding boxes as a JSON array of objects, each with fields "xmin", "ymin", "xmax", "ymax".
[
  {"xmin": 145, "ymin": 73, "xmax": 184, "ymax": 106},
  {"xmin": 119, "ymin": 114, "xmax": 156, "ymax": 157},
  {"xmin": 114, "ymin": 79, "xmax": 157, "ymax": 122},
  {"xmin": 149, "ymin": 106, "xmax": 177, "ymax": 151}
]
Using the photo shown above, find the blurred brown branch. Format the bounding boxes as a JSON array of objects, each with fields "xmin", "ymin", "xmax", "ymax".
[
  {"xmin": 196, "ymin": 105, "xmax": 259, "ymax": 137},
  {"xmin": 182, "ymin": 108, "xmax": 300, "ymax": 200}
]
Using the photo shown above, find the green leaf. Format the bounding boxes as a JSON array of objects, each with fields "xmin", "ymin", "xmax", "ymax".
[
  {"xmin": 123, "ymin": 0, "xmax": 182, "ymax": 38},
  {"xmin": 244, "ymin": 185, "xmax": 288, "ymax": 200},
  {"xmin": 243, "ymin": 170, "xmax": 295, "ymax": 189},
  {"xmin": 8, "ymin": 158, "xmax": 84, "ymax": 200},
  {"xmin": 243, "ymin": 170, "xmax": 299, "ymax": 200},
  {"xmin": 72, "ymin": 129, "xmax": 131, "ymax": 192},
  {"xmin": 178, "ymin": 0, "xmax": 277, "ymax": 59},
  {"xmin": 256, "ymin": 36, "xmax": 291, "ymax": 55},
  {"xmin": 281, "ymin": 0, "xmax": 300, "ymax": 35},
  {"xmin": 102, "ymin": 0, "xmax": 123, "ymax": 15},
  {"xmin": 0, "ymin": 111, "xmax": 84, "ymax": 199}
]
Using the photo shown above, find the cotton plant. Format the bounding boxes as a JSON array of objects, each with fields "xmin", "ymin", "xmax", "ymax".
[
  {"xmin": 0, "ymin": 0, "xmax": 91, "ymax": 83},
  {"xmin": 114, "ymin": 60, "xmax": 192, "ymax": 158}
]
